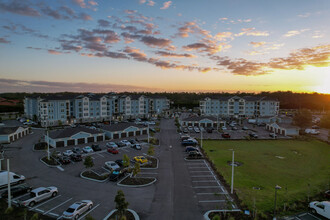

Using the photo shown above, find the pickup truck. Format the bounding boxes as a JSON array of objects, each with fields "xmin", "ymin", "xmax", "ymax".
[{"xmin": 18, "ymin": 186, "xmax": 58, "ymax": 207}]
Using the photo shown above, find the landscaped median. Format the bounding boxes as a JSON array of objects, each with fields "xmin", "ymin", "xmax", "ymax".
[
  {"xmin": 40, "ymin": 156, "xmax": 60, "ymax": 167},
  {"xmin": 202, "ymin": 139, "xmax": 330, "ymax": 218},
  {"xmin": 141, "ymin": 156, "xmax": 158, "ymax": 169},
  {"xmin": 117, "ymin": 173, "xmax": 156, "ymax": 187},
  {"xmin": 80, "ymin": 170, "xmax": 109, "ymax": 182}
]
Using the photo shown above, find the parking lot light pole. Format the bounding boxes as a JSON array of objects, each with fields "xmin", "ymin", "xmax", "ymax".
[
  {"xmin": 231, "ymin": 150, "xmax": 235, "ymax": 194},
  {"xmin": 200, "ymin": 128, "xmax": 203, "ymax": 148},
  {"xmin": 7, "ymin": 159, "xmax": 11, "ymax": 209},
  {"xmin": 273, "ymin": 185, "xmax": 281, "ymax": 220},
  {"xmin": 147, "ymin": 123, "xmax": 150, "ymax": 143}
]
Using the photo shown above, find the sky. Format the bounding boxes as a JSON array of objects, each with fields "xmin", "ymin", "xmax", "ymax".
[{"xmin": 0, "ymin": 0, "xmax": 329, "ymax": 93}]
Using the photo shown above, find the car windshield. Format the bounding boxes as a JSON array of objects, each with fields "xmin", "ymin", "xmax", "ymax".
[{"xmin": 66, "ymin": 208, "xmax": 75, "ymax": 213}]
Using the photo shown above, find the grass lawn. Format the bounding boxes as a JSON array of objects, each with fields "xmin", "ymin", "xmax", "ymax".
[{"xmin": 203, "ymin": 139, "xmax": 330, "ymax": 216}]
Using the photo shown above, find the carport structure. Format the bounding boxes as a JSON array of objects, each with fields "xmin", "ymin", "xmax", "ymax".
[
  {"xmin": 100, "ymin": 122, "xmax": 147, "ymax": 139},
  {"xmin": 0, "ymin": 126, "xmax": 30, "ymax": 143},
  {"xmin": 180, "ymin": 116, "xmax": 225, "ymax": 128},
  {"xmin": 45, "ymin": 127, "xmax": 105, "ymax": 148}
]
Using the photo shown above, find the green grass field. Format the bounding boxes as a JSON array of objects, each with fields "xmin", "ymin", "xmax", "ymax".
[{"xmin": 202, "ymin": 139, "xmax": 330, "ymax": 215}]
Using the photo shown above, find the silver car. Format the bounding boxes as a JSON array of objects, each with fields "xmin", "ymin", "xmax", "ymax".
[{"xmin": 62, "ymin": 200, "xmax": 93, "ymax": 219}]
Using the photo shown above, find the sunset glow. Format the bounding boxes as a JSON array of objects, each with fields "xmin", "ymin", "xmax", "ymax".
[{"xmin": 0, "ymin": 0, "xmax": 329, "ymax": 93}]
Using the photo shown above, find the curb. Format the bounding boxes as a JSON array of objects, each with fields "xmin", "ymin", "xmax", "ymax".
[
  {"xmin": 39, "ymin": 157, "xmax": 60, "ymax": 168},
  {"xmin": 117, "ymin": 174, "xmax": 157, "ymax": 188},
  {"xmin": 141, "ymin": 156, "xmax": 159, "ymax": 170},
  {"xmin": 184, "ymin": 157, "xmax": 205, "ymax": 162},
  {"xmin": 80, "ymin": 170, "xmax": 109, "ymax": 183},
  {"xmin": 203, "ymin": 209, "xmax": 241, "ymax": 220},
  {"xmin": 103, "ymin": 209, "xmax": 140, "ymax": 220}
]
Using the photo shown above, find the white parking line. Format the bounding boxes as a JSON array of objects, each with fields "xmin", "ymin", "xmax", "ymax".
[
  {"xmin": 189, "ymin": 171, "xmax": 212, "ymax": 173},
  {"xmin": 193, "ymin": 186, "xmax": 222, "ymax": 189},
  {"xmin": 57, "ymin": 166, "xmax": 64, "ymax": 171},
  {"xmin": 192, "ymin": 180, "xmax": 217, "ymax": 183},
  {"xmin": 198, "ymin": 200, "xmax": 226, "ymax": 203},
  {"xmin": 97, "ymin": 153, "xmax": 104, "ymax": 158},
  {"xmin": 196, "ymin": 192, "xmax": 227, "ymax": 195},
  {"xmin": 29, "ymin": 195, "xmax": 62, "ymax": 210},
  {"xmin": 139, "ymin": 172, "xmax": 158, "ymax": 175},
  {"xmin": 191, "ymin": 175, "xmax": 214, "ymax": 178},
  {"xmin": 78, "ymin": 203, "xmax": 100, "ymax": 220},
  {"xmin": 307, "ymin": 213, "xmax": 321, "ymax": 220},
  {"xmin": 188, "ymin": 167, "xmax": 208, "ymax": 169},
  {"xmin": 35, "ymin": 208, "xmax": 44, "ymax": 213},
  {"xmin": 121, "ymin": 148, "xmax": 129, "ymax": 152},
  {"xmin": 43, "ymin": 197, "xmax": 72, "ymax": 215},
  {"xmin": 49, "ymin": 212, "xmax": 60, "ymax": 217}
]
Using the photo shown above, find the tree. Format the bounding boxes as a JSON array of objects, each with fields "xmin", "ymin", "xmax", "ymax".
[
  {"xmin": 147, "ymin": 145, "xmax": 155, "ymax": 156},
  {"xmin": 123, "ymin": 154, "xmax": 130, "ymax": 167},
  {"xmin": 320, "ymin": 113, "xmax": 330, "ymax": 129},
  {"xmin": 293, "ymin": 109, "xmax": 312, "ymax": 129},
  {"xmin": 115, "ymin": 190, "xmax": 129, "ymax": 220},
  {"xmin": 84, "ymin": 156, "xmax": 94, "ymax": 170},
  {"xmin": 132, "ymin": 162, "xmax": 140, "ymax": 177},
  {"xmin": 30, "ymin": 213, "xmax": 39, "ymax": 220}
]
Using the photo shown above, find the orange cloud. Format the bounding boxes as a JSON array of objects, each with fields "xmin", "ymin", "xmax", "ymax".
[
  {"xmin": 236, "ymin": 28, "xmax": 269, "ymax": 37},
  {"xmin": 155, "ymin": 51, "xmax": 196, "ymax": 58},
  {"xmin": 250, "ymin": 41, "xmax": 266, "ymax": 47},
  {"xmin": 160, "ymin": 1, "xmax": 172, "ymax": 10},
  {"xmin": 283, "ymin": 29, "xmax": 309, "ymax": 37}
]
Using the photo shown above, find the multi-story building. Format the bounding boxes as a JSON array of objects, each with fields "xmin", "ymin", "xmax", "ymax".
[
  {"xmin": 200, "ymin": 96, "xmax": 279, "ymax": 118},
  {"xmin": 24, "ymin": 93, "xmax": 170, "ymax": 127}
]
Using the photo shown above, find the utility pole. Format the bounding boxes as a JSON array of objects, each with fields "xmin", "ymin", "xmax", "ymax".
[
  {"xmin": 231, "ymin": 150, "xmax": 235, "ymax": 194},
  {"xmin": 200, "ymin": 128, "xmax": 203, "ymax": 148},
  {"xmin": 147, "ymin": 123, "xmax": 150, "ymax": 143},
  {"xmin": 45, "ymin": 116, "xmax": 50, "ymax": 160},
  {"xmin": 7, "ymin": 159, "xmax": 11, "ymax": 209},
  {"xmin": 217, "ymin": 114, "xmax": 219, "ymax": 131}
]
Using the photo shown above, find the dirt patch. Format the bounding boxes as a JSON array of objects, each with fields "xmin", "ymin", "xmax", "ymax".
[
  {"xmin": 41, "ymin": 156, "xmax": 60, "ymax": 166},
  {"xmin": 120, "ymin": 176, "xmax": 155, "ymax": 185},
  {"xmin": 81, "ymin": 170, "xmax": 109, "ymax": 180}
]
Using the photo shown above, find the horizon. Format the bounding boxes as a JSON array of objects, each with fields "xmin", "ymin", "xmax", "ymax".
[{"xmin": 0, "ymin": 0, "xmax": 329, "ymax": 94}]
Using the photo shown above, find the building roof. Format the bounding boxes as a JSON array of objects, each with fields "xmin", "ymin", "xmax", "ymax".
[
  {"xmin": 268, "ymin": 122, "xmax": 299, "ymax": 129},
  {"xmin": 181, "ymin": 116, "xmax": 218, "ymax": 122},
  {"xmin": 0, "ymin": 127, "xmax": 20, "ymax": 135},
  {"xmin": 49, "ymin": 127, "xmax": 103, "ymax": 139},
  {"xmin": 100, "ymin": 122, "xmax": 145, "ymax": 132}
]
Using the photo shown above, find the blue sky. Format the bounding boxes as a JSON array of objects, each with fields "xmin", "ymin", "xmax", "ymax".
[{"xmin": 0, "ymin": 0, "xmax": 329, "ymax": 93}]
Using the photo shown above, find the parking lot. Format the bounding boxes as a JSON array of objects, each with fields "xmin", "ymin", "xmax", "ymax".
[{"xmin": 285, "ymin": 212, "xmax": 327, "ymax": 220}]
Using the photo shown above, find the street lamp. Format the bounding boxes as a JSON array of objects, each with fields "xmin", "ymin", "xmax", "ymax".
[
  {"xmin": 43, "ymin": 116, "xmax": 50, "ymax": 160},
  {"xmin": 273, "ymin": 185, "xmax": 281, "ymax": 220},
  {"xmin": 231, "ymin": 150, "xmax": 235, "ymax": 194}
]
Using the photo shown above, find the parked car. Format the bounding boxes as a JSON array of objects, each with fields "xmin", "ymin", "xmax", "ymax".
[
  {"xmin": 206, "ymin": 127, "xmax": 213, "ymax": 133},
  {"xmin": 188, "ymin": 151, "xmax": 202, "ymax": 159},
  {"xmin": 107, "ymin": 147, "xmax": 119, "ymax": 154},
  {"xmin": 106, "ymin": 142, "xmax": 118, "ymax": 148},
  {"xmin": 183, "ymin": 127, "xmax": 188, "ymax": 133},
  {"xmin": 62, "ymin": 200, "xmax": 93, "ymax": 220},
  {"xmin": 133, "ymin": 156, "xmax": 148, "ymax": 164},
  {"xmin": 181, "ymin": 138, "xmax": 198, "ymax": 146},
  {"xmin": 115, "ymin": 159, "xmax": 124, "ymax": 167},
  {"xmin": 116, "ymin": 142, "xmax": 126, "ymax": 148},
  {"xmin": 325, "ymin": 190, "xmax": 330, "ymax": 199},
  {"xmin": 129, "ymin": 139, "xmax": 137, "ymax": 145},
  {"xmin": 105, "ymin": 161, "xmax": 121, "ymax": 171},
  {"xmin": 83, "ymin": 146, "xmax": 93, "ymax": 153},
  {"xmin": 242, "ymin": 126, "xmax": 249, "ymax": 130},
  {"xmin": 91, "ymin": 144, "xmax": 101, "ymax": 151},
  {"xmin": 17, "ymin": 186, "xmax": 58, "ymax": 207},
  {"xmin": 180, "ymin": 134, "xmax": 191, "ymax": 141},
  {"xmin": 109, "ymin": 168, "xmax": 128, "ymax": 182},
  {"xmin": 72, "ymin": 147, "xmax": 83, "ymax": 155},
  {"xmin": 63, "ymin": 150, "xmax": 74, "ymax": 157},
  {"xmin": 188, "ymin": 126, "xmax": 194, "ymax": 132},
  {"xmin": 59, "ymin": 156, "xmax": 71, "ymax": 165},
  {"xmin": 131, "ymin": 144, "xmax": 142, "ymax": 150},
  {"xmin": 120, "ymin": 140, "xmax": 131, "ymax": 147},
  {"xmin": 308, "ymin": 201, "xmax": 330, "ymax": 219},
  {"xmin": 185, "ymin": 146, "xmax": 199, "ymax": 153},
  {"xmin": 232, "ymin": 127, "xmax": 238, "ymax": 130},
  {"xmin": 53, "ymin": 151, "xmax": 62, "ymax": 158},
  {"xmin": 193, "ymin": 127, "xmax": 200, "ymax": 133},
  {"xmin": 222, "ymin": 133, "xmax": 231, "ymax": 138},
  {"xmin": 249, "ymin": 133, "xmax": 258, "ymax": 138},
  {"xmin": 70, "ymin": 154, "xmax": 82, "ymax": 162},
  {"xmin": 222, "ymin": 126, "xmax": 227, "ymax": 130},
  {"xmin": 0, "ymin": 171, "xmax": 25, "ymax": 188},
  {"xmin": 1, "ymin": 184, "xmax": 32, "ymax": 198},
  {"xmin": 269, "ymin": 133, "xmax": 277, "ymax": 138}
]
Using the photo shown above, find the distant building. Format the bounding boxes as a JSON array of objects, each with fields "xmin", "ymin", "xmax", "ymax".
[
  {"xmin": 200, "ymin": 96, "xmax": 279, "ymax": 118},
  {"xmin": 0, "ymin": 126, "xmax": 30, "ymax": 144},
  {"xmin": 100, "ymin": 122, "xmax": 148, "ymax": 139},
  {"xmin": 180, "ymin": 116, "xmax": 225, "ymax": 128},
  {"xmin": 24, "ymin": 93, "xmax": 170, "ymax": 127},
  {"xmin": 266, "ymin": 122, "xmax": 300, "ymax": 136}
]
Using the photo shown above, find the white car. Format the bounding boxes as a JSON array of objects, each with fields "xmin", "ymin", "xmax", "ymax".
[
  {"xmin": 222, "ymin": 126, "xmax": 227, "ymax": 130},
  {"xmin": 62, "ymin": 200, "xmax": 93, "ymax": 219},
  {"xmin": 105, "ymin": 161, "xmax": 120, "ymax": 171},
  {"xmin": 106, "ymin": 142, "xmax": 118, "ymax": 148},
  {"xmin": 120, "ymin": 140, "xmax": 131, "ymax": 147},
  {"xmin": 309, "ymin": 201, "xmax": 330, "ymax": 219},
  {"xmin": 83, "ymin": 146, "xmax": 93, "ymax": 153},
  {"xmin": 193, "ymin": 127, "xmax": 200, "ymax": 133},
  {"xmin": 63, "ymin": 150, "xmax": 74, "ymax": 157}
]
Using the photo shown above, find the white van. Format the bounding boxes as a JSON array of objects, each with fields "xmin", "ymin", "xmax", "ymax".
[
  {"xmin": 0, "ymin": 171, "xmax": 25, "ymax": 188},
  {"xmin": 309, "ymin": 201, "xmax": 330, "ymax": 219}
]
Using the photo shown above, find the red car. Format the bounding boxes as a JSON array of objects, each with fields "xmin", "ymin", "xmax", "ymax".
[
  {"xmin": 107, "ymin": 147, "xmax": 119, "ymax": 154},
  {"xmin": 222, "ymin": 133, "xmax": 231, "ymax": 138}
]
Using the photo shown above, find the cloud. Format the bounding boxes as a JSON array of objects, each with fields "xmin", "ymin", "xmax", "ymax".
[
  {"xmin": 139, "ymin": 0, "xmax": 146, "ymax": 4},
  {"xmin": 0, "ymin": 0, "xmax": 40, "ymax": 17},
  {"xmin": 312, "ymin": 31, "xmax": 324, "ymax": 39},
  {"xmin": 2, "ymin": 23, "xmax": 49, "ymax": 39},
  {"xmin": 160, "ymin": 1, "xmax": 172, "ymax": 10},
  {"xmin": 155, "ymin": 51, "xmax": 196, "ymax": 58},
  {"xmin": 236, "ymin": 28, "xmax": 269, "ymax": 37},
  {"xmin": 72, "ymin": 0, "xmax": 86, "ymax": 8},
  {"xmin": 72, "ymin": 0, "xmax": 97, "ymax": 10},
  {"xmin": 147, "ymin": 1, "xmax": 155, "ymax": 6},
  {"xmin": 182, "ymin": 42, "xmax": 223, "ymax": 55},
  {"xmin": 0, "ymin": 37, "xmax": 10, "ymax": 44},
  {"xmin": 140, "ymin": 36, "xmax": 172, "ymax": 48},
  {"xmin": 98, "ymin": 19, "xmax": 110, "ymax": 27},
  {"xmin": 124, "ymin": 10, "xmax": 137, "ymax": 14},
  {"xmin": 283, "ymin": 29, "xmax": 308, "ymax": 37},
  {"xmin": 212, "ymin": 44, "xmax": 330, "ymax": 75},
  {"xmin": 250, "ymin": 41, "xmax": 266, "ymax": 47},
  {"xmin": 78, "ymin": 12, "xmax": 92, "ymax": 20},
  {"xmin": 0, "ymin": 78, "xmax": 158, "ymax": 93},
  {"xmin": 124, "ymin": 46, "xmax": 148, "ymax": 61},
  {"xmin": 298, "ymin": 12, "xmax": 311, "ymax": 18},
  {"xmin": 48, "ymin": 49, "xmax": 62, "ymax": 55}
]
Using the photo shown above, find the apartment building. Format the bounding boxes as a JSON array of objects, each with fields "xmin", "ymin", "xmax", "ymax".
[
  {"xmin": 24, "ymin": 93, "xmax": 170, "ymax": 127},
  {"xmin": 200, "ymin": 96, "xmax": 279, "ymax": 118}
]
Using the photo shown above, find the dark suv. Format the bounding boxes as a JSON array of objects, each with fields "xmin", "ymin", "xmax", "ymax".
[{"xmin": 91, "ymin": 144, "xmax": 102, "ymax": 151}]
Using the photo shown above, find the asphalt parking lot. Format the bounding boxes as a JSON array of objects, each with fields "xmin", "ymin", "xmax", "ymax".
[{"xmin": 285, "ymin": 212, "xmax": 327, "ymax": 220}]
